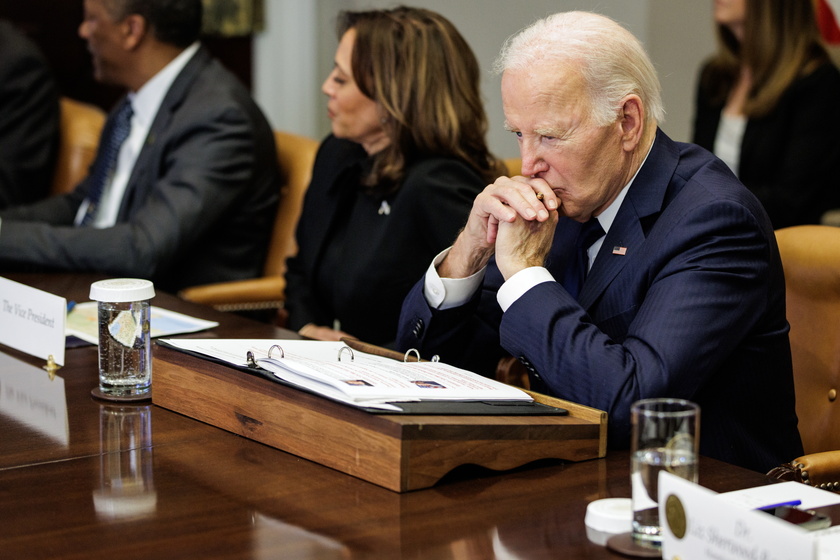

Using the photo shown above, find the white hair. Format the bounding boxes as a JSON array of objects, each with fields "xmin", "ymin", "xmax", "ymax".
[{"xmin": 494, "ymin": 11, "xmax": 665, "ymax": 127}]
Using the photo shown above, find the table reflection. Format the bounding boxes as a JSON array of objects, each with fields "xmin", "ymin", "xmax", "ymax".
[
  {"xmin": 0, "ymin": 351, "xmax": 68, "ymax": 446},
  {"xmin": 92, "ymin": 403, "xmax": 157, "ymax": 519},
  {"xmin": 251, "ymin": 513, "xmax": 350, "ymax": 559}
]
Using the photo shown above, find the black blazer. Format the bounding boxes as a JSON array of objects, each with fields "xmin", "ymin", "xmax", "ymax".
[
  {"xmin": 0, "ymin": 46, "xmax": 281, "ymax": 292},
  {"xmin": 284, "ymin": 135, "xmax": 487, "ymax": 346},
  {"xmin": 0, "ymin": 20, "xmax": 60, "ymax": 209},
  {"xmin": 693, "ymin": 61, "xmax": 840, "ymax": 229}
]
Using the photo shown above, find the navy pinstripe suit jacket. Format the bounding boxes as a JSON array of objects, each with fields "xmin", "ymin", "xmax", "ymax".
[{"xmin": 397, "ymin": 129, "xmax": 803, "ymax": 472}]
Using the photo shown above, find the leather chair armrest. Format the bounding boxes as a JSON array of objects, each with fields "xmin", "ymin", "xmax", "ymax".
[
  {"xmin": 179, "ymin": 276, "xmax": 286, "ymax": 311},
  {"xmin": 767, "ymin": 451, "xmax": 840, "ymax": 491},
  {"xmin": 495, "ymin": 356, "xmax": 530, "ymax": 389}
]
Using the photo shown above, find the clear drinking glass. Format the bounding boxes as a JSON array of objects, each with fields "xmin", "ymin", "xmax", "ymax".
[
  {"xmin": 90, "ymin": 278, "xmax": 155, "ymax": 399},
  {"xmin": 630, "ymin": 398, "xmax": 700, "ymax": 548}
]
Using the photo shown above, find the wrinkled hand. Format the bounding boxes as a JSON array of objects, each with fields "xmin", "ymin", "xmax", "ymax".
[
  {"xmin": 471, "ymin": 175, "xmax": 557, "ymax": 245},
  {"xmin": 439, "ymin": 175, "xmax": 558, "ymax": 278},
  {"xmin": 495, "ymin": 210, "xmax": 559, "ymax": 280}
]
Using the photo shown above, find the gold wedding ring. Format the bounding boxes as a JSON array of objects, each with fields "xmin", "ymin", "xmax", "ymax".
[{"xmin": 535, "ymin": 192, "xmax": 544, "ymax": 200}]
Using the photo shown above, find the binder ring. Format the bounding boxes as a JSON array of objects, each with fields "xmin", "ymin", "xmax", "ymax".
[
  {"xmin": 337, "ymin": 346, "xmax": 355, "ymax": 362},
  {"xmin": 431, "ymin": 355, "xmax": 440, "ymax": 362},
  {"xmin": 268, "ymin": 344, "xmax": 285, "ymax": 359},
  {"xmin": 246, "ymin": 350, "xmax": 258, "ymax": 368},
  {"xmin": 404, "ymin": 348, "xmax": 421, "ymax": 362}
]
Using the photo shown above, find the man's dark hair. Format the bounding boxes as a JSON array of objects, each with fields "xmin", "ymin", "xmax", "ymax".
[{"xmin": 111, "ymin": 0, "xmax": 203, "ymax": 47}]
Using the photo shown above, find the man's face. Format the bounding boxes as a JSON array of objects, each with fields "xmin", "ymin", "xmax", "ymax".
[
  {"xmin": 501, "ymin": 64, "xmax": 629, "ymax": 222},
  {"xmin": 78, "ymin": 0, "xmax": 128, "ymax": 86}
]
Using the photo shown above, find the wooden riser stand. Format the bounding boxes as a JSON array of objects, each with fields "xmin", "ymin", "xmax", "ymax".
[{"xmin": 151, "ymin": 344, "xmax": 607, "ymax": 492}]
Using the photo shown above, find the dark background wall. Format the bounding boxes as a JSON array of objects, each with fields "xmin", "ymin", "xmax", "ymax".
[{"xmin": 1, "ymin": 1, "xmax": 253, "ymax": 111}]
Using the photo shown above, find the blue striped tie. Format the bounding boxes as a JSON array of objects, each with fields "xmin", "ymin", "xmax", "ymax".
[{"xmin": 77, "ymin": 100, "xmax": 133, "ymax": 226}]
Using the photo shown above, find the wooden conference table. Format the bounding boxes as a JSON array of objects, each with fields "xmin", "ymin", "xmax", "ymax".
[{"xmin": 0, "ymin": 273, "xmax": 773, "ymax": 559}]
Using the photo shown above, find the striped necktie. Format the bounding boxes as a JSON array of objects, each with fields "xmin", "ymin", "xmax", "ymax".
[{"xmin": 76, "ymin": 100, "xmax": 133, "ymax": 226}]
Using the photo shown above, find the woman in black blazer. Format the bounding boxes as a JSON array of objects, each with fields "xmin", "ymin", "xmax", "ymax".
[
  {"xmin": 692, "ymin": 0, "xmax": 840, "ymax": 229},
  {"xmin": 284, "ymin": 7, "xmax": 502, "ymax": 347}
]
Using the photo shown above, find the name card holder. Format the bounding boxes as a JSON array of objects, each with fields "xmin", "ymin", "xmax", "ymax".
[
  {"xmin": 660, "ymin": 472, "xmax": 840, "ymax": 559},
  {"xmin": 0, "ymin": 276, "xmax": 67, "ymax": 368}
]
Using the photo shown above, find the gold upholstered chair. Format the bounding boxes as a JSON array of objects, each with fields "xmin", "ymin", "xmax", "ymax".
[
  {"xmin": 504, "ymin": 157, "xmax": 522, "ymax": 176},
  {"xmin": 51, "ymin": 97, "xmax": 106, "ymax": 195},
  {"xmin": 767, "ymin": 225, "xmax": 840, "ymax": 490},
  {"xmin": 178, "ymin": 131, "xmax": 319, "ymax": 315}
]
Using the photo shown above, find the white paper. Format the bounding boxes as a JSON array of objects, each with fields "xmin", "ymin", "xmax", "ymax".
[
  {"xmin": 0, "ymin": 276, "xmax": 66, "ymax": 365},
  {"xmin": 816, "ymin": 528, "xmax": 840, "ymax": 559},
  {"xmin": 161, "ymin": 339, "xmax": 533, "ymax": 409},
  {"xmin": 260, "ymin": 354, "xmax": 532, "ymax": 402},
  {"xmin": 659, "ymin": 472, "xmax": 816, "ymax": 560},
  {"xmin": 721, "ymin": 481, "xmax": 840, "ymax": 511},
  {"xmin": 67, "ymin": 301, "xmax": 218, "ymax": 345},
  {"xmin": 160, "ymin": 338, "xmax": 297, "ymax": 367}
]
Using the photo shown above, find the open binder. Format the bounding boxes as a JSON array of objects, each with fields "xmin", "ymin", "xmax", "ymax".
[{"xmin": 156, "ymin": 338, "xmax": 568, "ymax": 416}]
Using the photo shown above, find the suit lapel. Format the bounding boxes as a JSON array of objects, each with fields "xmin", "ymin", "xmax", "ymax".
[
  {"xmin": 305, "ymin": 141, "xmax": 367, "ymax": 278},
  {"xmin": 117, "ymin": 47, "xmax": 210, "ymax": 220},
  {"xmin": 578, "ymin": 129, "xmax": 680, "ymax": 308}
]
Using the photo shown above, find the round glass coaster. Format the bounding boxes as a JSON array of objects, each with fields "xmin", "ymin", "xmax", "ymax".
[
  {"xmin": 606, "ymin": 532, "xmax": 662, "ymax": 558},
  {"xmin": 91, "ymin": 387, "xmax": 151, "ymax": 402}
]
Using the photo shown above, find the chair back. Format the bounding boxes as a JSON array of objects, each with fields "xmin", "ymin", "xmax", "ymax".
[
  {"xmin": 504, "ymin": 158, "xmax": 522, "ymax": 176},
  {"xmin": 776, "ymin": 225, "xmax": 840, "ymax": 454},
  {"xmin": 264, "ymin": 131, "xmax": 319, "ymax": 277},
  {"xmin": 51, "ymin": 97, "xmax": 106, "ymax": 195}
]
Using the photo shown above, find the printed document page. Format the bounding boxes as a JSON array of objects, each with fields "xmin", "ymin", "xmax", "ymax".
[{"xmin": 161, "ymin": 339, "xmax": 532, "ymax": 408}]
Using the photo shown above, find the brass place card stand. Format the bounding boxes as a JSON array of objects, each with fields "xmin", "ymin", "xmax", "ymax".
[
  {"xmin": 151, "ymin": 344, "xmax": 607, "ymax": 492},
  {"xmin": 43, "ymin": 354, "xmax": 60, "ymax": 381}
]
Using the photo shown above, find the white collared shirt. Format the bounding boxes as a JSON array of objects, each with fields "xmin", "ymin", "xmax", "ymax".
[
  {"xmin": 75, "ymin": 42, "xmax": 200, "ymax": 228},
  {"xmin": 424, "ymin": 141, "xmax": 653, "ymax": 312},
  {"xmin": 713, "ymin": 113, "xmax": 746, "ymax": 177}
]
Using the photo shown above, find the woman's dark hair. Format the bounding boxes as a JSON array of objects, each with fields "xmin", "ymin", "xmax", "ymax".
[{"xmin": 336, "ymin": 6, "xmax": 502, "ymax": 194}]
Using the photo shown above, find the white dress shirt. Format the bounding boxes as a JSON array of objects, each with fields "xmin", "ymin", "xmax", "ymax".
[
  {"xmin": 713, "ymin": 112, "xmax": 746, "ymax": 177},
  {"xmin": 424, "ymin": 144, "xmax": 652, "ymax": 312},
  {"xmin": 75, "ymin": 42, "xmax": 200, "ymax": 228}
]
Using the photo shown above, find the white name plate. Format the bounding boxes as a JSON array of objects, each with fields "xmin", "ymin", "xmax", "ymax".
[
  {"xmin": 0, "ymin": 277, "xmax": 66, "ymax": 365},
  {"xmin": 660, "ymin": 471, "xmax": 840, "ymax": 560}
]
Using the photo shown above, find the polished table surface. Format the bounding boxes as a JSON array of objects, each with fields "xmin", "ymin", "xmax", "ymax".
[{"xmin": 0, "ymin": 273, "xmax": 774, "ymax": 559}]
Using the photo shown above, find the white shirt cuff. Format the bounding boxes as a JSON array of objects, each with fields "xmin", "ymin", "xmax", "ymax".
[
  {"xmin": 496, "ymin": 267, "xmax": 556, "ymax": 312},
  {"xmin": 423, "ymin": 247, "xmax": 486, "ymax": 310}
]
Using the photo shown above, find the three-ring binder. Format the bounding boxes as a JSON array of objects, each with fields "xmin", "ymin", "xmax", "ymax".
[{"xmin": 246, "ymin": 343, "xmax": 434, "ymax": 367}]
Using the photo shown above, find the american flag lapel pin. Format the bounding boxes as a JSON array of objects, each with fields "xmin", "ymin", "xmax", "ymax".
[{"xmin": 612, "ymin": 246, "xmax": 627, "ymax": 256}]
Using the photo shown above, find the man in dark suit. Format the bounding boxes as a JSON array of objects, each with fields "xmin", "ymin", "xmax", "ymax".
[
  {"xmin": 396, "ymin": 11, "xmax": 803, "ymax": 473},
  {"xmin": 0, "ymin": 19, "xmax": 60, "ymax": 209},
  {"xmin": 0, "ymin": 0, "xmax": 280, "ymax": 292}
]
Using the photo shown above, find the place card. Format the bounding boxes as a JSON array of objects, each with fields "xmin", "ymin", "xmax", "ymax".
[
  {"xmin": 0, "ymin": 276, "xmax": 66, "ymax": 365},
  {"xmin": 659, "ymin": 472, "xmax": 840, "ymax": 560}
]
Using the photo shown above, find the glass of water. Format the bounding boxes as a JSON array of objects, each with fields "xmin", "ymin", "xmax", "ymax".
[
  {"xmin": 630, "ymin": 398, "xmax": 700, "ymax": 548},
  {"xmin": 90, "ymin": 278, "xmax": 155, "ymax": 400}
]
